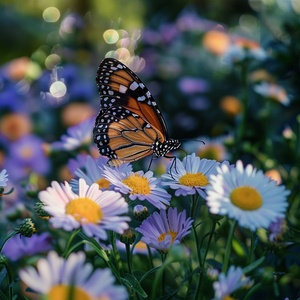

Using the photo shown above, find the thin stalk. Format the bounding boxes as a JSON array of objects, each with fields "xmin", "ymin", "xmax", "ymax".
[
  {"xmin": 222, "ymin": 220, "xmax": 237, "ymax": 273},
  {"xmin": 62, "ymin": 228, "xmax": 81, "ymax": 258}
]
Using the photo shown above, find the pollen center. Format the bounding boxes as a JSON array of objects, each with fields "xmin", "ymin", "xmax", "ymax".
[
  {"xmin": 179, "ymin": 172, "xmax": 209, "ymax": 187},
  {"xmin": 122, "ymin": 174, "xmax": 151, "ymax": 194},
  {"xmin": 65, "ymin": 197, "xmax": 103, "ymax": 223},
  {"xmin": 48, "ymin": 285, "xmax": 91, "ymax": 300},
  {"xmin": 158, "ymin": 230, "xmax": 178, "ymax": 244},
  {"xmin": 230, "ymin": 186, "xmax": 263, "ymax": 210},
  {"xmin": 96, "ymin": 177, "xmax": 110, "ymax": 189}
]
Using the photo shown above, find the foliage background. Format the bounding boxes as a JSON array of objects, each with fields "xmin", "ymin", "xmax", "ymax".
[{"xmin": 1, "ymin": 0, "xmax": 300, "ymax": 299}]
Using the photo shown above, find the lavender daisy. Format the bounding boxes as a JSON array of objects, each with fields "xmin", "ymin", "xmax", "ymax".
[
  {"xmin": 19, "ymin": 251, "xmax": 128, "ymax": 300},
  {"xmin": 213, "ymin": 266, "xmax": 251, "ymax": 300},
  {"xmin": 0, "ymin": 169, "xmax": 8, "ymax": 187},
  {"xmin": 2, "ymin": 233, "xmax": 52, "ymax": 261},
  {"xmin": 38, "ymin": 178, "xmax": 130, "ymax": 240},
  {"xmin": 162, "ymin": 153, "xmax": 229, "ymax": 198},
  {"xmin": 50, "ymin": 117, "xmax": 94, "ymax": 151},
  {"xmin": 70, "ymin": 155, "xmax": 111, "ymax": 193},
  {"xmin": 136, "ymin": 207, "xmax": 193, "ymax": 253},
  {"xmin": 103, "ymin": 166, "xmax": 171, "ymax": 210}
]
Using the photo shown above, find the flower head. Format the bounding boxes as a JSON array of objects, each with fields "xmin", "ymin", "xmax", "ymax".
[
  {"xmin": 213, "ymin": 266, "xmax": 251, "ymax": 300},
  {"xmin": 253, "ymin": 82, "xmax": 289, "ymax": 106},
  {"xmin": 38, "ymin": 178, "xmax": 130, "ymax": 240},
  {"xmin": 70, "ymin": 155, "xmax": 111, "ymax": 193},
  {"xmin": 206, "ymin": 161, "xmax": 290, "ymax": 231},
  {"xmin": 19, "ymin": 251, "xmax": 128, "ymax": 300},
  {"xmin": 104, "ymin": 165, "xmax": 171, "ymax": 209},
  {"xmin": 136, "ymin": 207, "xmax": 193, "ymax": 253},
  {"xmin": 50, "ymin": 117, "xmax": 94, "ymax": 151},
  {"xmin": 2, "ymin": 233, "xmax": 52, "ymax": 261},
  {"xmin": 0, "ymin": 169, "xmax": 8, "ymax": 187},
  {"xmin": 162, "ymin": 153, "xmax": 229, "ymax": 198}
]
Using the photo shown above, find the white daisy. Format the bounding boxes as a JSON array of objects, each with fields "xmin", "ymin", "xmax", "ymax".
[
  {"xmin": 213, "ymin": 266, "xmax": 251, "ymax": 300},
  {"xmin": 19, "ymin": 251, "xmax": 128, "ymax": 300},
  {"xmin": 103, "ymin": 166, "xmax": 171, "ymax": 210},
  {"xmin": 161, "ymin": 153, "xmax": 229, "ymax": 198},
  {"xmin": 38, "ymin": 178, "xmax": 130, "ymax": 240},
  {"xmin": 206, "ymin": 160, "xmax": 290, "ymax": 231}
]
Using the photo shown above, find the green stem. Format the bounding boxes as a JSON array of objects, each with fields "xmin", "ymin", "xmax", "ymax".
[
  {"xmin": 110, "ymin": 231, "xmax": 124, "ymax": 277},
  {"xmin": 62, "ymin": 228, "xmax": 81, "ymax": 258},
  {"xmin": 125, "ymin": 243, "xmax": 132, "ymax": 274},
  {"xmin": 222, "ymin": 220, "xmax": 237, "ymax": 273},
  {"xmin": 248, "ymin": 232, "xmax": 255, "ymax": 265}
]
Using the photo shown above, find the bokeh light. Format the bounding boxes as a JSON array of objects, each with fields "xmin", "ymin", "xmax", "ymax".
[
  {"xmin": 42, "ymin": 7, "xmax": 60, "ymax": 23},
  {"xmin": 49, "ymin": 81, "xmax": 67, "ymax": 98},
  {"xmin": 103, "ymin": 29, "xmax": 119, "ymax": 44}
]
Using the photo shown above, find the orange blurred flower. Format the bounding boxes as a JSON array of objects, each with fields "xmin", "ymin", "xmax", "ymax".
[
  {"xmin": 220, "ymin": 96, "xmax": 242, "ymax": 116},
  {"xmin": 61, "ymin": 102, "xmax": 96, "ymax": 127},
  {"xmin": 202, "ymin": 30, "xmax": 230, "ymax": 56},
  {"xmin": 265, "ymin": 169, "xmax": 282, "ymax": 185},
  {"xmin": 0, "ymin": 113, "xmax": 32, "ymax": 141}
]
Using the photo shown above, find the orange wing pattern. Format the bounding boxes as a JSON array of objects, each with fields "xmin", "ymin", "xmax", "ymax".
[{"xmin": 93, "ymin": 58, "xmax": 180, "ymax": 166}]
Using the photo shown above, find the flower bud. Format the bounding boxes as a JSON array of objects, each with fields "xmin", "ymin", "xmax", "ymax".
[
  {"xmin": 119, "ymin": 228, "xmax": 136, "ymax": 245},
  {"xmin": 34, "ymin": 201, "xmax": 51, "ymax": 220},
  {"xmin": 17, "ymin": 218, "xmax": 37, "ymax": 237},
  {"xmin": 133, "ymin": 205, "xmax": 149, "ymax": 222}
]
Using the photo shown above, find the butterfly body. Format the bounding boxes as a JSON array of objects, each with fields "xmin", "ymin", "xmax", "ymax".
[{"xmin": 93, "ymin": 58, "xmax": 180, "ymax": 166}]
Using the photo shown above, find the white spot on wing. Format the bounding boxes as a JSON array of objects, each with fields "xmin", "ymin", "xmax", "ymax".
[
  {"xmin": 119, "ymin": 85, "xmax": 128, "ymax": 93},
  {"xmin": 130, "ymin": 81, "xmax": 139, "ymax": 91}
]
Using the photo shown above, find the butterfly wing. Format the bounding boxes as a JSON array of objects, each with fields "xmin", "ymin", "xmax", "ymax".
[
  {"xmin": 96, "ymin": 58, "xmax": 168, "ymax": 138},
  {"xmin": 93, "ymin": 58, "xmax": 179, "ymax": 166}
]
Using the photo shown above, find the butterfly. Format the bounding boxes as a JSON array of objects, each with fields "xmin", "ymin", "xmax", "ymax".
[{"xmin": 93, "ymin": 58, "xmax": 181, "ymax": 166}]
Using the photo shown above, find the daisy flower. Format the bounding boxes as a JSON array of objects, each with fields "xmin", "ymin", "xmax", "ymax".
[
  {"xmin": 70, "ymin": 155, "xmax": 111, "ymax": 193},
  {"xmin": 0, "ymin": 169, "xmax": 8, "ymax": 187},
  {"xmin": 213, "ymin": 266, "xmax": 251, "ymax": 300},
  {"xmin": 136, "ymin": 207, "xmax": 193, "ymax": 253},
  {"xmin": 19, "ymin": 251, "xmax": 128, "ymax": 300},
  {"xmin": 161, "ymin": 153, "xmax": 229, "ymax": 198},
  {"xmin": 2, "ymin": 233, "xmax": 52, "ymax": 261},
  {"xmin": 38, "ymin": 178, "xmax": 130, "ymax": 240},
  {"xmin": 103, "ymin": 166, "xmax": 171, "ymax": 210},
  {"xmin": 50, "ymin": 117, "xmax": 94, "ymax": 151},
  {"xmin": 253, "ymin": 81, "xmax": 289, "ymax": 106},
  {"xmin": 206, "ymin": 160, "xmax": 290, "ymax": 231}
]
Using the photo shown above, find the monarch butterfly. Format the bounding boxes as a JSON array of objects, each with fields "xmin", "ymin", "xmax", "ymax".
[{"xmin": 93, "ymin": 58, "xmax": 181, "ymax": 166}]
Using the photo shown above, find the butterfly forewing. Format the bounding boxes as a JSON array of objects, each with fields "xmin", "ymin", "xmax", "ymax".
[
  {"xmin": 96, "ymin": 58, "xmax": 168, "ymax": 137},
  {"xmin": 93, "ymin": 58, "xmax": 181, "ymax": 166}
]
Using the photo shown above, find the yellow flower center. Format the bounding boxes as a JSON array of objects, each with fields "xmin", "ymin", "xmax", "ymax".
[
  {"xmin": 96, "ymin": 177, "xmax": 110, "ymax": 189},
  {"xmin": 65, "ymin": 197, "xmax": 103, "ymax": 223},
  {"xmin": 47, "ymin": 285, "xmax": 91, "ymax": 300},
  {"xmin": 230, "ymin": 186, "xmax": 263, "ymax": 210},
  {"xmin": 223, "ymin": 295, "xmax": 235, "ymax": 300},
  {"xmin": 179, "ymin": 172, "xmax": 209, "ymax": 187},
  {"xmin": 122, "ymin": 174, "xmax": 151, "ymax": 194},
  {"xmin": 158, "ymin": 230, "xmax": 178, "ymax": 244},
  {"xmin": 198, "ymin": 145, "xmax": 224, "ymax": 161}
]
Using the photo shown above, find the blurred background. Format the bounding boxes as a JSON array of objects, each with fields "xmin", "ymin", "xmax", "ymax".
[
  {"xmin": 0, "ymin": 0, "xmax": 300, "ymax": 190},
  {"xmin": 1, "ymin": 1, "xmax": 300, "ymax": 298}
]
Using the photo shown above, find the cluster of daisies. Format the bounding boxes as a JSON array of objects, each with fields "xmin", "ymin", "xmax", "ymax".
[{"xmin": 2, "ymin": 152, "xmax": 290, "ymax": 299}]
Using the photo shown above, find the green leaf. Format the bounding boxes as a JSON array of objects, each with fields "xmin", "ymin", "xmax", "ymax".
[
  {"xmin": 121, "ymin": 273, "xmax": 148, "ymax": 298},
  {"xmin": 243, "ymin": 256, "xmax": 265, "ymax": 274}
]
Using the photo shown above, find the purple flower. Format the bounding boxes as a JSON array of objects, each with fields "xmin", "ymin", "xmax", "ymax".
[
  {"xmin": 3, "ymin": 134, "xmax": 50, "ymax": 181},
  {"xmin": 178, "ymin": 77, "xmax": 209, "ymax": 94},
  {"xmin": 2, "ymin": 233, "xmax": 52, "ymax": 261},
  {"xmin": 136, "ymin": 207, "xmax": 193, "ymax": 253}
]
